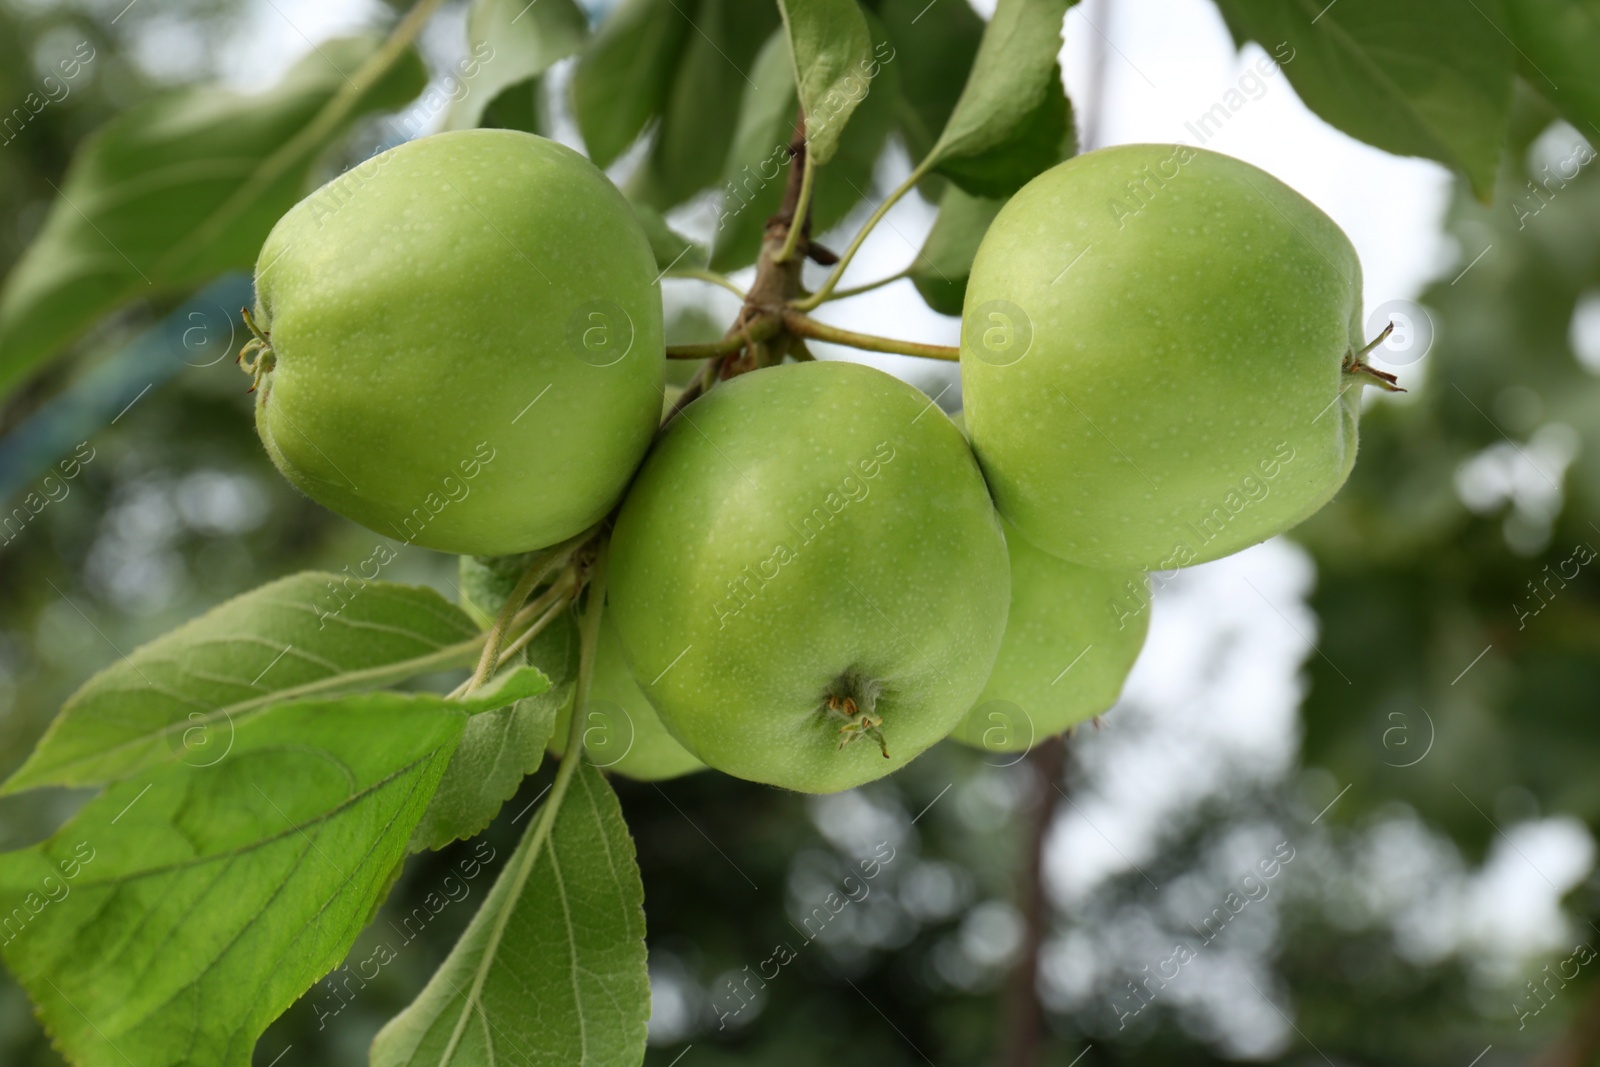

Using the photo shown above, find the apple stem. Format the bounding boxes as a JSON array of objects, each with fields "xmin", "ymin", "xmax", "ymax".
[
  {"xmin": 817, "ymin": 268, "xmax": 911, "ymax": 303},
  {"xmin": 490, "ymin": 573, "xmax": 577, "ymax": 670},
  {"xmin": 782, "ymin": 311, "xmax": 960, "ymax": 361},
  {"xmin": 664, "ymin": 317, "xmax": 782, "ymax": 360},
  {"xmin": 771, "ymin": 132, "xmax": 814, "ymax": 264},
  {"xmin": 664, "ymin": 268, "xmax": 746, "ymax": 299},
  {"xmin": 462, "ymin": 535, "xmax": 586, "ymax": 694},
  {"xmin": 794, "ymin": 157, "xmax": 934, "ymax": 311}
]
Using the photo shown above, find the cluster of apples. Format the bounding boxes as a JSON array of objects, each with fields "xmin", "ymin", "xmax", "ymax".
[{"xmin": 245, "ymin": 129, "xmax": 1382, "ymax": 794}]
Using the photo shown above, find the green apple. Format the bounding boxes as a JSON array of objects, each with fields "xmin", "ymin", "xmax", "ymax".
[
  {"xmin": 549, "ymin": 612, "xmax": 704, "ymax": 781},
  {"xmin": 961, "ymin": 143, "xmax": 1374, "ymax": 571},
  {"xmin": 608, "ymin": 361, "xmax": 1010, "ymax": 794},
  {"xmin": 246, "ymin": 129, "xmax": 664, "ymax": 556},
  {"xmin": 951, "ymin": 521, "xmax": 1148, "ymax": 753}
]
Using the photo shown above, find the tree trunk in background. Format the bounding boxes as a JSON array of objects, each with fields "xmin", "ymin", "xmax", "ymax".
[
  {"xmin": 999, "ymin": 734, "xmax": 1068, "ymax": 1067},
  {"xmin": 1525, "ymin": 982, "xmax": 1600, "ymax": 1067}
]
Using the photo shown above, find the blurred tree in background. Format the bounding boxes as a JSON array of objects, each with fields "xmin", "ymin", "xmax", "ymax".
[{"xmin": 4, "ymin": 2, "xmax": 1600, "ymax": 1066}]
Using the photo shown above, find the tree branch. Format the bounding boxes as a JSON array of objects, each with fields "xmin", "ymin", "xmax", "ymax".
[{"xmin": 662, "ymin": 110, "xmax": 814, "ymax": 421}]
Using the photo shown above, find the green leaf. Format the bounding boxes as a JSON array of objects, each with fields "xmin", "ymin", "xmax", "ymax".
[
  {"xmin": 878, "ymin": 0, "xmax": 985, "ymax": 172},
  {"xmin": 810, "ymin": 17, "xmax": 902, "ymax": 219},
  {"xmin": 410, "ymin": 612, "xmax": 579, "ymax": 852},
  {"xmin": 0, "ymin": 36, "xmax": 427, "ymax": 401},
  {"xmin": 910, "ymin": 184, "xmax": 1007, "ymax": 316},
  {"xmin": 478, "ymin": 79, "xmax": 545, "ymax": 134},
  {"xmin": 777, "ymin": 0, "xmax": 874, "ymax": 164},
  {"xmin": 709, "ymin": 19, "xmax": 898, "ymax": 271},
  {"xmin": 923, "ymin": 0, "xmax": 1075, "ymax": 185},
  {"xmin": 372, "ymin": 760, "xmax": 648, "ymax": 1067},
  {"xmin": 446, "ymin": 0, "xmax": 587, "ymax": 131},
  {"xmin": 1211, "ymin": 0, "xmax": 1513, "ymax": 198},
  {"xmin": 3, "ymin": 573, "xmax": 482, "ymax": 794},
  {"xmin": 0, "ymin": 692, "xmax": 467, "ymax": 1067},
  {"xmin": 1504, "ymin": 0, "xmax": 1600, "ymax": 140},
  {"xmin": 453, "ymin": 664, "xmax": 551, "ymax": 714},
  {"xmin": 934, "ymin": 70, "xmax": 1074, "ymax": 198},
  {"xmin": 631, "ymin": 201, "xmax": 710, "ymax": 273},
  {"xmin": 629, "ymin": 0, "xmax": 783, "ymax": 210},
  {"xmin": 709, "ymin": 29, "xmax": 800, "ymax": 271},
  {"xmin": 571, "ymin": 0, "xmax": 692, "ymax": 168}
]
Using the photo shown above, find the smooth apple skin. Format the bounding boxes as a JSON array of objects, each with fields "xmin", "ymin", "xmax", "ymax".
[
  {"xmin": 550, "ymin": 612, "xmax": 704, "ymax": 781},
  {"xmin": 961, "ymin": 143, "xmax": 1365, "ymax": 571},
  {"xmin": 252, "ymin": 128, "xmax": 664, "ymax": 555},
  {"xmin": 951, "ymin": 521, "xmax": 1148, "ymax": 753},
  {"xmin": 608, "ymin": 361, "xmax": 1010, "ymax": 794}
]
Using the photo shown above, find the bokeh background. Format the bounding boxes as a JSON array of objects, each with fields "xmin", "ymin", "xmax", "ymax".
[{"xmin": 2, "ymin": 0, "xmax": 1597, "ymax": 1064}]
